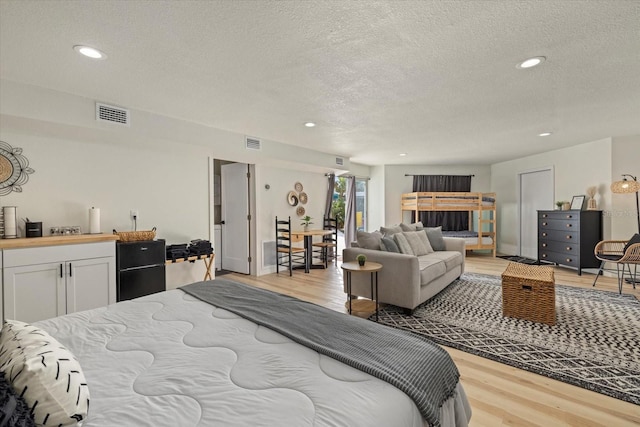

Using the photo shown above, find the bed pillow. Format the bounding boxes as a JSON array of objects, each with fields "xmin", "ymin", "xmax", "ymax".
[
  {"xmin": 425, "ymin": 226, "xmax": 446, "ymax": 251},
  {"xmin": 356, "ymin": 230, "xmax": 383, "ymax": 250},
  {"xmin": 379, "ymin": 237, "xmax": 400, "ymax": 253},
  {"xmin": 380, "ymin": 224, "xmax": 403, "ymax": 237},
  {"xmin": 0, "ymin": 373, "xmax": 35, "ymax": 427},
  {"xmin": 0, "ymin": 320, "xmax": 90, "ymax": 427},
  {"xmin": 399, "ymin": 222, "xmax": 424, "ymax": 232},
  {"xmin": 393, "ymin": 233, "xmax": 414, "ymax": 255}
]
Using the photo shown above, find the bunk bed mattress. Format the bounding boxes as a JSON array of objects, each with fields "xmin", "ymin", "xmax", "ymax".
[
  {"xmin": 442, "ymin": 231, "xmax": 493, "ymax": 246},
  {"xmin": 34, "ymin": 289, "xmax": 471, "ymax": 427}
]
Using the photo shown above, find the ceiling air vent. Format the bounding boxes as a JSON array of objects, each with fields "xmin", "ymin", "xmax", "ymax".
[
  {"xmin": 245, "ymin": 136, "xmax": 262, "ymax": 151},
  {"xmin": 96, "ymin": 102, "xmax": 130, "ymax": 126},
  {"xmin": 335, "ymin": 157, "xmax": 344, "ymax": 166}
]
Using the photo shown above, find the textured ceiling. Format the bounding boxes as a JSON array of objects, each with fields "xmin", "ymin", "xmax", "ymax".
[{"xmin": 1, "ymin": 0, "xmax": 639, "ymax": 166}]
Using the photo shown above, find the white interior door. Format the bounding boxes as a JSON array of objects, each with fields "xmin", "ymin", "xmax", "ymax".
[
  {"xmin": 519, "ymin": 168, "xmax": 554, "ymax": 258},
  {"xmin": 221, "ymin": 163, "xmax": 250, "ymax": 274}
]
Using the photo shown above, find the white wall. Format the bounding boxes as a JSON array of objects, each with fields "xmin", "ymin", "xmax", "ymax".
[
  {"xmin": 0, "ymin": 80, "xmax": 350, "ymax": 286},
  {"xmin": 491, "ymin": 138, "xmax": 613, "ymax": 255},
  {"xmin": 611, "ymin": 135, "xmax": 640, "ymax": 238},
  {"xmin": 367, "ymin": 165, "xmax": 386, "ymax": 231}
]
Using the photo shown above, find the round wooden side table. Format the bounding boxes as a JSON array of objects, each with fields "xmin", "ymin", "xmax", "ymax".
[{"xmin": 341, "ymin": 261, "xmax": 382, "ymax": 321}]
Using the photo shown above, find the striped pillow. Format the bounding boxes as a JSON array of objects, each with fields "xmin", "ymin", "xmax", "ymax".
[{"xmin": 0, "ymin": 320, "xmax": 90, "ymax": 426}]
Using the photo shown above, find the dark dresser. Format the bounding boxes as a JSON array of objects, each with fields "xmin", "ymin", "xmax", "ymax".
[
  {"xmin": 116, "ymin": 239, "xmax": 166, "ymax": 301},
  {"xmin": 538, "ymin": 210, "xmax": 602, "ymax": 275}
]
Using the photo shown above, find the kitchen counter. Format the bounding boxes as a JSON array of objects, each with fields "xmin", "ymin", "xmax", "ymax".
[{"xmin": 0, "ymin": 234, "xmax": 119, "ymax": 249}]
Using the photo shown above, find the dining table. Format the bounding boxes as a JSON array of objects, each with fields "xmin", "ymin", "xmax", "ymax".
[{"xmin": 290, "ymin": 229, "xmax": 334, "ymax": 273}]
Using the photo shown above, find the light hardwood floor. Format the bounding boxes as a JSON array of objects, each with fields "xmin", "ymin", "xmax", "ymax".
[{"xmin": 220, "ymin": 254, "xmax": 640, "ymax": 426}]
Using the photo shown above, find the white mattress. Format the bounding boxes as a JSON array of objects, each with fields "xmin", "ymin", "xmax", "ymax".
[
  {"xmin": 35, "ymin": 290, "xmax": 471, "ymax": 427},
  {"xmin": 463, "ymin": 237, "xmax": 494, "ymax": 246}
]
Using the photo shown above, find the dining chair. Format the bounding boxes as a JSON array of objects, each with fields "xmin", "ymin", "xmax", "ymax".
[
  {"xmin": 593, "ymin": 233, "xmax": 640, "ymax": 293},
  {"xmin": 275, "ymin": 216, "xmax": 306, "ymax": 276},
  {"xmin": 312, "ymin": 217, "xmax": 338, "ymax": 268}
]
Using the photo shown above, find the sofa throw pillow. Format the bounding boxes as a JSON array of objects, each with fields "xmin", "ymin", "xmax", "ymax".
[
  {"xmin": 393, "ymin": 233, "xmax": 415, "ymax": 255},
  {"xmin": 425, "ymin": 226, "xmax": 446, "ymax": 251},
  {"xmin": 0, "ymin": 373, "xmax": 35, "ymax": 427},
  {"xmin": 380, "ymin": 224, "xmax": 403, "ymax": 237},
  {"xmin": 623, "ymin": 233, "xmax": 640, "ymax": 254},
  {"xmin": 379, "ymin": 237, "xmax": 400, "ymax": 253},
  {"xmin": 0, "ymin": 320, "xmax": 90, "ymax": 427},
  {"xmin": 399, "ymin": 222, "xmax": 424, "ymax": 232},
  {"xmin": 357, "ymin": 230, "xmax": 383, "ymax": 250},
  {"xmin": 401, "ymin": 231, "xmax": 433, "ymax": 256}
]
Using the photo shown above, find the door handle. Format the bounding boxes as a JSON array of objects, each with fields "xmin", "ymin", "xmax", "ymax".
[
  {"xmin": 68, "ymin": 262, "xmax": 73, "ymax": 277},
  {"xmin": 221, "ymin": 220, "xmax": 226, "ymax": 225},
  {"xmin": 60, "ymin": 264, "xmax": 63, "ymax": 278}
]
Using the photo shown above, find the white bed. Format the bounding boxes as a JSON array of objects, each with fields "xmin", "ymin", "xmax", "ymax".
[{"xmin": 34, "ymin": 288, "xmax": 471, "ymax": 427}]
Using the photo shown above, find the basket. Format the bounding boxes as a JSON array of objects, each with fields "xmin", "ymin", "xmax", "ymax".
[
  {"xmin": 113, "ymin": 227, "xmax": 156, "ymax": 242},
  {"xmin": 501, "ymin": 262, "xmax": 556, "ymax": 325}
]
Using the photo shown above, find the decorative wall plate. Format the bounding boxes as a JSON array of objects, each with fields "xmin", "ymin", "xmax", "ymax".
[
  {"xmin": 299, "ymin": 192, "xmax": 308, "ymax": 204},
  {"xmin": 0, "ymin": 141, "xmax": 35, "ymax": 196},
  {"xmin": 294, "ymin": 182, "xmax": 303, "ymax": 192},
  {"xmin": 296, "ymin": 206, "xmax": 305, "ymax": 216},
  {"xmin": 287, "ymin": 191, "xmax": 299, "ymax": 206}
]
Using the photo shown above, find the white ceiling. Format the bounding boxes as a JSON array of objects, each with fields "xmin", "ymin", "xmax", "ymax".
[{"xmin": 1, "ymin": 1, "xmax": 639, "ymax": 166}]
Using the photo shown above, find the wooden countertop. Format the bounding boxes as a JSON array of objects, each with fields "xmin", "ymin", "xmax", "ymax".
[{"xmin": 0, "ymin": 234, "xmax": 119, "ymax": 249}]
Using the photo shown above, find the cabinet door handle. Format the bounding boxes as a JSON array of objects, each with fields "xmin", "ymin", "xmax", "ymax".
[
  {"xmin": 542, "ymin": 232, "xmax": 547, "ymax": 237},
  {"xmin": 566, "ymin": 235, "xmax": 572, "ymax": 239},
  {"xmin": 542, "ymin": 254, "xmax": 547, "ymax": 258},
  {"xmin": 542, "ymin": 243, "xmax": 547, "ymax": 247},
  {"xmin": 566, "ymin": 215, "xmax": 573, "ymax": 219},
  {"xmin": 566, "ymin": 258, "xmax": 572, "ymax": 263},
  {"xmin": 542, "ymin": 222, "xmax": 547, "ymax": 226},
  {"xmin": 566, "ymin": 247, "xmax": 572, "ymax": 251},
  {"xmin": 566, "ymin": 224, "xmax": 572, "ymax": 228},
  {"xmin": 68, "ymin": 262, "xmax": 73, "ymax": 277},
  {"xmin": 60, "ymin": 264, "xmax": 63, "ymax": 278},
  {"xmin": 542, "ymin": 214, "xmax": 548, "ymax": 218}
]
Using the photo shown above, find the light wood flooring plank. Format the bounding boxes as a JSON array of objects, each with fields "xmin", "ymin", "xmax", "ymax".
[{"xmin": 219, "ymin": 254, "xmax": 640, "ymax": 426}]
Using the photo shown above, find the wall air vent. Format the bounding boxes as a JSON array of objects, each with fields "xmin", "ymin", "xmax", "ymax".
[
  {"xmin": 245, "ymin": 136, "xmax": 262, "ymax": 150},
  {"xmin": 96, "ymin": 102, "xmax": 130, "ymax": 126},
  {"xmin": 335, "ymin": 157, "xmax": 344, "ymax": 166}
]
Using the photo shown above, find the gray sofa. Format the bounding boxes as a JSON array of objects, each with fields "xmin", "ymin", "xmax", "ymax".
[{"xmin": 343, "ymin": 230, "xmax": 465, "ymax": 313}]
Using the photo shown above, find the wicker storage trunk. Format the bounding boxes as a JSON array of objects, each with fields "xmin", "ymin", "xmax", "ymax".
[{"xmin": 501, "ymin": 262, "xmax": 556, "ymax": 325}]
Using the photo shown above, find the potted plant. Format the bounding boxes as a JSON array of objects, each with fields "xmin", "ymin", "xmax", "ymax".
[
  {"xmin": 301, "ymin": 215, "xmax": 313, "ymax": 231},
  {"xmin": 356, "ymin": 254, "xmax": 366, "ymax": 266},
  {"xmin": 555, "ymin": 201, "xmax": 564, "ymax": 210}
]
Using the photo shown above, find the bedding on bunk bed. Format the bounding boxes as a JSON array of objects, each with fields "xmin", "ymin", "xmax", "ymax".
[
  {"xmin": 30, "ymin": 279, "xmax": 472, "ymax": 427},
  {"xmin": 441, "ymin": 230, "xmax": 493, "ymax": 245}
]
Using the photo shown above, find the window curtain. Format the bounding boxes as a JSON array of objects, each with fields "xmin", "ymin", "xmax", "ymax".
[
  {"xmin": 412, "ymin": 175, "xmax": 472, "ymax": 231},
  {"xmin": 344, "ymin": 176, "xmax": 357, "ymax": 248},
  {"xmin": 323, "ymin": 173, "xmax": 335, "ymax": 219}
]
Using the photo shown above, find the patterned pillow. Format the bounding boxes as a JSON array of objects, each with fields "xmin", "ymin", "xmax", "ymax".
[
  {"xmin": 401, "ymin": 231, "xmax": 433, "ymax": 256},
  {"xmin": 424, "ymin": 226, "xmax": 446, "ymax": 251},
  {"xmin": 393, "ymin": 233, "xmax": 414, "ymax": 255},
  {"xmin": 0, "ymin": 320, "xmax": 90, "ymax": 426},
  {"xmin": 0, "ymin": 373, "xmax": 35, "ymax": 427},
  {"xmin": 379, "ymin": 237, "xmax": 400, "ymax": 253}
]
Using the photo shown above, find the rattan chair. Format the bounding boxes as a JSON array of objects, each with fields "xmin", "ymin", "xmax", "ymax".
[
  {"xmin": 312, "ymin": 217, "xmax": 338, "ymax": 268},
  {"xmin": 593, "ymin": 234, "xmax": 640, "ymax": 293},
  {"xmin": 275, "ymin": 216, "xmax": 306, "ymax": 276}
]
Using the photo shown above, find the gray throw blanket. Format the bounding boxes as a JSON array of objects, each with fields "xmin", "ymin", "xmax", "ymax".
[{"xmin": 181, "ymin": 279, "xmax": 460, "ymax": 427}]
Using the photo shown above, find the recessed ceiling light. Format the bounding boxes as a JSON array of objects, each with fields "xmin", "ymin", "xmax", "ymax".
[
  {"xmin": 304, "ymin": 122, "xmax": 316, "ymax": 128},
  {"xmin": 538, "ymin": 132, "xmax": 553, "ymax": 137},
  {"xmin": 399, "ymin": 153, "xmax": 407, "ymax": 157},
  {"xmin": 73, "ymin": 45, "xmax": 106, "ymax": 60},
  {"xmin": 517, "ymin": 56, "xmax": 545, "ymax": 69}
]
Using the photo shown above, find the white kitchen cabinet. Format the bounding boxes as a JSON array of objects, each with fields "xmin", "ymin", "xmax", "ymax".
[{"xmin": 2, "ymin": 238, "xmax": 116, "ymax": 323}]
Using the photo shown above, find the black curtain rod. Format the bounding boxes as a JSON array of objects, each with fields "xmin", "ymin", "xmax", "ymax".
[{"xmin": 404, "ymin": 174, "xmax": 475, "ymax": 177}]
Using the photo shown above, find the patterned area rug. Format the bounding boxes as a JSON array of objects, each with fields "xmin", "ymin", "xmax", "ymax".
[
  {"xmin": 373, "ymin": 272, "xmax": 640, "ymax": 405},
  {"xmin": 497, "ymin": 255, "xmax": 541, "ymax": 265}
]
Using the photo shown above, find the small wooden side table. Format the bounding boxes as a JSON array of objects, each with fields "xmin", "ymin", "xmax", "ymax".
[{"xmin": 341, "ymin": 261, "xmax": 383, "ymax": 321}]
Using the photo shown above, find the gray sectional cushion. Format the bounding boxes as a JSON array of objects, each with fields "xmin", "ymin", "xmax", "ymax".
[
  {"xmin": 426, "ymin": 251, "xmax": 464, "ymax": 270},
  {"xmin": 417, "ymin": 257, "xmax": 447, "ymax": 284},
  {"xmin": 380, "ymin": 237, "xmax": 400, "ymax": 253},
  {"xmin": 425, "ymin": 227, "xmax": 446, "ymax": 251},
  {"xmin": 399, "ymin": 222, "xmax": 424, "ymax": 232},
  {"xmin": 356, "ymin": 230, "xmax": 383, "ymax": 250},
  {"xmin": 393, "ymin": 233, "xmax": 414, "ymax": 255},
  {"xmin": 380, "ymin": 225, "xmax": 403, "ymax": 237}
]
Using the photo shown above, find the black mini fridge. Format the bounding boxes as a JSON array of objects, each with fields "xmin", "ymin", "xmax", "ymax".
[{"xmin": 116, "ymin": 239, "xmax": 166, "ymax": 302}]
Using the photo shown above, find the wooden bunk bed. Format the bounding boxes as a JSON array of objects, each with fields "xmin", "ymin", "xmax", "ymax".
[{"xmin": 401, "ymin": 192, "xmax": 497, "ymax": 256}]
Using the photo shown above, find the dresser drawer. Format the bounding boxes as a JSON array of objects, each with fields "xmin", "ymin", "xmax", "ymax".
[
  {"xmin": 538, "ymin": 218, "xmax": 579, "ymax": 232},
  {"xmin": 539, "ymin": 230, "xmax": 579, "ymax": 243},
  {"xmin": 539, "ymin": 240, "xmax": 578, "ymax": 255},
  {"xmin": 539, "ymin": 250, "xmax": 579, "ymax": 267},
  {"xmin": 539, "ymin": 211, "xmax": 579, "ymax": 221}
]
